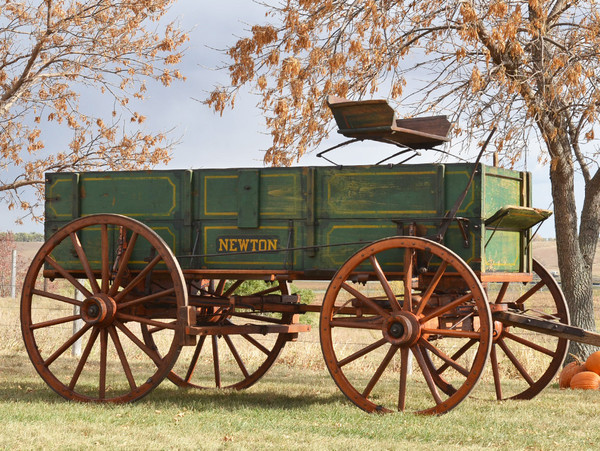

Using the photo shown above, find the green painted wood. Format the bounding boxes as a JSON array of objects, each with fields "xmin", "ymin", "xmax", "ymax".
[
  {"xmin": 237, "ymin": 170, "xmax": 260, "ymax": 228},
  {"xmin": 45, "ymin": 173, "xmax": 79, "ymax": 224},
  {"xmin": 317, "ymin": 165, "xmax": 443, "ymax": 219},
  {"xmin": 45, "ymin": 162, "xmax": 543, "ymax": 276},
  {"xmin": 485, "ymin": 206, "xmax": 552, "ymax": 230}
]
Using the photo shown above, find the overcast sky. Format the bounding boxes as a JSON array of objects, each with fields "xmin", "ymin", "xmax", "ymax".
[{"xmin": 2, "ymin": 1, "xmax": 562, "ymax": 237}]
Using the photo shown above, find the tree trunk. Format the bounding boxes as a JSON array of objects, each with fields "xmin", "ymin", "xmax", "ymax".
[{"xmin": 550, "ymin": 154, "xmax": 597, "ymax": 360}]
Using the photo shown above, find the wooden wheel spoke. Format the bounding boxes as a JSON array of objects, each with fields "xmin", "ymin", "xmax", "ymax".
[
  {"xmin": 369, "ymin": 255, "xmax": 401, "ymax": 312},
  {"xmin": 402, "ymin": 248, "xmax": 413, "ymax": 312},
  {"xmin": 503, "ymin": 330, "xmax": 556, "ymax": 357},
  {"xmin": 116, "ymin": 312, "xmax": 177, "ymax": 331},
  {"xmin": 415, "ymin": 261, "xmax": 448, "ymax": 316},
  {"xmin": 338, "ymin": 338, "xmax": 388, "ymax": 367},
  {"xmin": 31, "ymin": 289, "xmax": 82, "ymax": 307},
  {"xmin": 329, "ymin": 316, "xmax": 384, "ymax": 330},
  {"xmin": 223, "ymin": 280, "xmax": 244, "ymax": 298},
  {"xmin": 437, "ymin": 339, "xmax": 477, "ymax": 374},
  {"xmin": 184, "ymin": 336, "xmax": 206, "ymax": 383},
  {"xmin": 113, "ymin": 253, "xmax": 163, "ymax": 303},
  {"xmin": 70, "ymin": 232, "xmax": 101, "ymax": 294},
  {"xmin": 212, "ymin": 335, "xmax": 221, "ymax": 388},
  {"xmin": 69, "ymin": 327, "xmax": 100, "ymax": 390},
  {"xmin": 241, "ymin": 334, "xmax": 270, "ymax": 355},
  {"xmin": 398, "ymin": 347, "xmax": 409, "ymax": 412},
  {"xmin": 118, "ymin": 287, "xmax": 176, "ymax": 310},
  {"xmin": 490, "ymin": 344, "xmax": 503, "ymax": 400},
  {"xmin": 99, "ymin": 328, "xmax": 108, "ymax": 399},
  {"xmin": 108, "ymin": 326, "xmax": 137, "ymax": 390},
  {"xmin": 224, "ymin": 335, "xmax": 250, "ymax": 378},
  {"xmin": 494, "ymin": 282, "xmax": 510, "ymax": 304},
  {"xmin": 215, "ymin": 280, "xmax": 227, "ymax": 296},
  {"xmin": 101, "ymin": 224, "xmax": 110, "ymax": 293},
  {"xmin": 44, "ymin": 323, "xmax": 92, "ymax": 367},
  {"xmin": 108, "ymin": 231, "xmax": 139, "ymax": 297},
  {"xmin": 44, "ymin": 255, "xmax": 93, "ymax": 299},
  {"xmin": 421, "ymin": 328, "xmax": 482, "ymax": 339},
  {"xmin": 515, "ymin": 281, "xmax": 545, "ymax": 306},
  {"xmin": 412, "ymin": 344, "xmax": 443, "ymax": 405},
  {"xmin": 497, "ymin": 338, "xmax": 535, "ymax": 386},
  {"xmin": 341, "ymin": 282, "xmax": 390, "ymax": 318},
  {"xmin": 420, "ymin": 293, "xmax": 473, "ymax": 324},
  {"xmin": 114, "ymin": 321, "xmax": 163, "ymax": 366},
  {"xmin": 418, "ymin": 338, "xmax": 470, "ymax": 377},
  {"xmin": 31, "ymin": 314, "xmax": 81, "ymax": 330},
  {"xmin": 362, "ymin": 345, "xmax": 398, "ymax": 398}
]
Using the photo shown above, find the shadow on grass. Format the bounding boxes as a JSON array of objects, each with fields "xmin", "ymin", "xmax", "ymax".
[
  {"xmin": 1, "ymin": 353, "xmax": 345, "ymax": 410},
  {"xmin": 0, "ymin": 381, "xmax": 346, "ymax": 411}
]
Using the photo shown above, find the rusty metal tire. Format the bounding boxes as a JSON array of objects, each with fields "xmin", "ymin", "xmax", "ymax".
[
  {"xmin": 487, "ymin": 259, "xmax": 569, "ymax": 400},
  {"xmin": 20, "ymin": 214, "xmax": 187, "ymax": 403},
  {"xmin": 150, "ymin": 279, "xmax": 290, "ymax": 390},
  {"xmin": 319, "ymin": 236, "xmax": 492, "ymax": 415}
]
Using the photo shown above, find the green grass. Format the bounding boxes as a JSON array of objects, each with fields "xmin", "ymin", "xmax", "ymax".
[
  {"xmin": 4, "ymin": 290, "xmax": 600, "ymax": 450},
  {"xmin": 2, "ymin": 346, "xmax": 600, "ymax": 450}
]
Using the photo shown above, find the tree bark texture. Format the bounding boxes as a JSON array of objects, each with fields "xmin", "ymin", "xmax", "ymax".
[{"xmin": 550, "ymin": 151, "xmax": 598, "ymax": 360}]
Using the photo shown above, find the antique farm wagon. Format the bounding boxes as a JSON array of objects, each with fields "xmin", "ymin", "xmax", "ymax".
[{"xmin": 21, "ymin": 97, "xmax": 594, "ymax": 414}]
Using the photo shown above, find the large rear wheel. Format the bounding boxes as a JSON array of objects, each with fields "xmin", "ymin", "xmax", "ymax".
[{"xmin": 320, "ymin": 236, "xmax": 492, "ymax": 415}]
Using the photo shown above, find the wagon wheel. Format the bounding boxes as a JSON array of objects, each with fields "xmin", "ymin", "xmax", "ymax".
[
  {"xmin": 486, "ymin": 259, "xmax": 569, "ymax": 400},
  {"xmin": 20, "ymin": 214, "xmax": 187, "ymax": 403},
  {"xmin": 143, "ymin": 279, "xmax": 291, "ymax": 390},
  {"xmin": 320, "ymin": 236, "xmax": 492, "ymax": 415}
]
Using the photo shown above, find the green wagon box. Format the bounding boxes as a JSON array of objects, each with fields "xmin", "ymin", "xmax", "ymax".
[{"xmin": 45, "ymin": 162, "xmax": 543, "ymax": 278}]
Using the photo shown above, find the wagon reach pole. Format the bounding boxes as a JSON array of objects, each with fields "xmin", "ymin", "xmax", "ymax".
[{"xmin": 494, "ymin": 311, "xmax": 600, "ymax": 347}]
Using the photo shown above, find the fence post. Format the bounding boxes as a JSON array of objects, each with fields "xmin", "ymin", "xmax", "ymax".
[
  {"xmin": 72, "ymin": 284, "xmax": 84, "ymax": 357},
  {"xmin": 10, "ymin": 249, "xmax": 17, "ymax": 299}
]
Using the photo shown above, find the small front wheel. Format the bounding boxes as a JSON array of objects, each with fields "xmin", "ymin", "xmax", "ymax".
[{"xmin": 20, "ymin": 214, "xmax": 187, "ymax": 402}]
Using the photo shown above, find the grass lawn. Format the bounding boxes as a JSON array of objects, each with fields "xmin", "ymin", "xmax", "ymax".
[{"xmin": 2, "ymin": 339, "xmax": 600, "ymax": 450}]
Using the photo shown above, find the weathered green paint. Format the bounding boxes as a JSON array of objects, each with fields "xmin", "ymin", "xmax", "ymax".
[
  {"xmin": 237, "ymin": 170, "xmax": 260, "ymax": 228},
  {"xmin": 45, "ymin": 163, "xmax": 538, "ymax": 275}
]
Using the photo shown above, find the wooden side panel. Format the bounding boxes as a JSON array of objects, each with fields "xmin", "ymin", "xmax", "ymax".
[
  {"xmin": 196, "ymin": 168, "xmax": 306, "ymax": 221},
  {"xmin": 45, "ymin": 170, "xmax": 193, "ymax": 270},
  {"xmin": 45, "ymin": 173, "xmax": 80, "ymax": 226},
  {"xmin": 316, "ymin": 165, "xmax": 444, "ymax": 219},
  {"xmin": 481, "ymin": 166, "xmax": 531, "ymax": 273},
  {"xmin": 237, "ymin": 170, "xmax": 260, "ymax": 228},
  {"xmin": 193, "ymin": 168, "xmax": 308, "ymax": 270}
]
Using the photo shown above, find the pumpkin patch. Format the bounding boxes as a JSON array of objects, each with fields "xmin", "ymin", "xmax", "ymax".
[
  {"xmin": 569, "ymin": 371, "xmax": 600, "ymax": 390},
  {"xmin": 559, "ymin": 358, "xmax": 586, "ymax": 389},
  {"xmin": 559, "ymin": 353, "xmax": 600, "ymax": 390},
  {"xmin": 584, "ymin": 351, "xmax": 600, "ymax": 375}
]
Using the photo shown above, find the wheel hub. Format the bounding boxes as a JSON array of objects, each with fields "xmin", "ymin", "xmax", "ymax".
[
  {"xmin": 81, "ymin": 294, "xmax": 117, "ymax": 327},
  {"xmin": 382, "ymin": 312, "xmax": 420, "ymax": 346}
]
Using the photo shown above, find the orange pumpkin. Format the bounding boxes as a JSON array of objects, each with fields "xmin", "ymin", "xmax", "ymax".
[
  {"xmin": 570, "ymin": 371, "xmax": 600, "ymax": 390},
  {"xmin": 559, "ymin": 359, "xmax": 586, "ymax": 389},
  {"xmin": 585, "ymin": 351, "xmax": 600, "ymax": 375}
]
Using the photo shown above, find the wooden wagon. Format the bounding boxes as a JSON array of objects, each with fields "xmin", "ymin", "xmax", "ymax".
[{"xmin": 21, "ymin": 97, "xmax": 596, "ymax": 414}]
